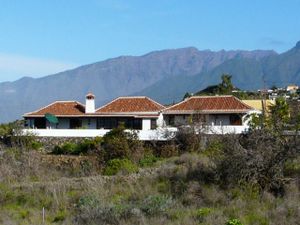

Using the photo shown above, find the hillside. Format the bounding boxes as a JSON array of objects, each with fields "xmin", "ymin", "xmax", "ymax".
[{"xmin": 137, "ymin": 42, "xmax": 300, "ymax": 103}]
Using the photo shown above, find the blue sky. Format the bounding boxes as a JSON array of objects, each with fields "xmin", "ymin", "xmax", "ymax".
[{"xmin": 0, "ymin": 0, "xmax": 300, "ymax": 82}]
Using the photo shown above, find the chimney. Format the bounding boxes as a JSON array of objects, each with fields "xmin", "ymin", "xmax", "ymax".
[{"xmin": 85, "ymin": 93, "xmax": 95, "ymax": 113}]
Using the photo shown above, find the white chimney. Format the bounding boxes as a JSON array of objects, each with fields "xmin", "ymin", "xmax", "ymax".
[{"xmin": 85, "ymin": 93, "xmax": 95, "ymax": 113}]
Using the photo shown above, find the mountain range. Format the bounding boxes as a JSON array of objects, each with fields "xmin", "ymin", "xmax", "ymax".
[{"xmin": 1, "ymin": 41, "xmax": 300, "ymax": 123}]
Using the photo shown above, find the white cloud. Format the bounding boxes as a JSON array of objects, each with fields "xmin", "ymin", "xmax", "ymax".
[{"xmin": 0, "ymin": 53, "xmax": 78, "ymax": 82}]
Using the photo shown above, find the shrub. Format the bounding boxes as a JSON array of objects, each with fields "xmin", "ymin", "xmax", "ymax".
[
  {"xmin": 140, "ymin": 195, "xmax": 173, "ymax": 216},
  {"xmin": 78, "ymin": 195, "xmax": 100, "ymax": 208},
  {"xmin": 52, "ymin": 142, "xmax": 78, "ymax": 155},
  {"xmin": 159, "ymin": 143, "xmax": 179, "ymax": 158},
  {"xmin": 76, "ymin": 137, "xmax": 102, "ymax": 154},
  {"xmin": 52, "ymin": 137, "xmax": 102, "ymax": 155},
  {"xmin": 103, "ymin": 159, "xmax": 138, "ymax": 176},
  {"xmin": 52, "ymin": 209, "xmax": 67, "ymax": 222},
  {"xmin": 0, "ymin": 120, "xmax": 37, "ymax": 148},
  {"xmin": 203, "ymin": 139, "xmax": 224, "ymax": 160},
  {"xmin": 19, "ymin": 209, "xmax": 30, "ymax": 219},
  {"xmin": 139, "ymin": 154, "xmax": 159, "ymax": 167},
  {"xmin": 225, "ymin": 218, "xmax": 243, "ymax": 225},
  {"xmin": 195, "ymin": 207, "xmax": 213, "ymax": 222},
  {"xmin": 102, "ymin": 125, "xmax": 142, "ymax": 162},
  {"xmin": 207, "ymin": 129, "xmax": 300, "ymax": 195},
  {"xmin": 31, "ymin": 141, "xmax": 43, "ymax": 150},
  {"xmin": 175, "ymin": 127, "xmax": 202, "ymax": 153}
]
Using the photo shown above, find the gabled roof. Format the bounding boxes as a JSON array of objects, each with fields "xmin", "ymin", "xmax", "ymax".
[
  {"xmin": 96, "ymin": 96, "xmax": 165, "ymax": 114},
  {"xmin": 24, "ymin": 101, "xmax": 86, "ymax": 117},
  {"xmin": 164, "ymin": 96, "xmax": 254, "ymax": 114}
]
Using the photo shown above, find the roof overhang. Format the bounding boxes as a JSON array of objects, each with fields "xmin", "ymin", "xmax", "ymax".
[
  {"xmin": 163, "ymin": 110, "xmax": 252, "ymax": 115},
  {"xmin": 24, "ymin": 113, "xmax": 160, "ymax": 118}
]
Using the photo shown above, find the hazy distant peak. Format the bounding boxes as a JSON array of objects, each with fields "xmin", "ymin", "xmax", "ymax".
[{"xmin": 295, "ymin": 40, "xmax": 300, "ymax": 49}]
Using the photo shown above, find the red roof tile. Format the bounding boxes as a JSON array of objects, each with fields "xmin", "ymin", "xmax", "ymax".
[
  {"xmin": 96, "ymin": 96, "xmax": 165, "ymax": 114},
  {"xmin": 164, "ymin": 96, "xmax": 253, "ymax": 114},
  {"xmin": 24, "ymin": 101, "xmax": 85, "ymax": 117}
]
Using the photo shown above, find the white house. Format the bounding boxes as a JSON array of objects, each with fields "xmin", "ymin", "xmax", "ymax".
[
  {"xmin": 163, "ymin": 95, "xmax": 257, "ymax": 134},
  {"xmin": 23, "ymin": 94, "xmax": 257, "ymax": 139}
]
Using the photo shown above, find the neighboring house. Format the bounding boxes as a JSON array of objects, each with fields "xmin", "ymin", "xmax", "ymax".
[
  {"xmin": 242, "ymin": 99, "xmax": 275, "ymax": 116},
  {"xmin": 163, "ymin": 96, "xmax": 256, "ymax": 134},
  {"xmin": 23, "ymin": 94, "xmax": 257, "ymax": 139},
  {"xmin": 286, "ymin": 84, "xmax": 299, "ymax": 93}
]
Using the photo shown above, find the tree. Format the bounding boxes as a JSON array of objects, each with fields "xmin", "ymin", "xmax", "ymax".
[
  {"xmin": 217, "ymin": 74, "xmax": 234, "ymax": 94},
  {"xmin": 213, "ymin": 97, "xmax": 299, "ymax": 195},
  {"xmin": 101, "ymin": 123, "xmax": 143, "ymax": 162},
  {"xmin": 267, "ymin": 97, "xmax": 289, "ymax": 134},
  {"xmin": 183, "ymin": 92, "xmax": 192, "ymax": 100}
]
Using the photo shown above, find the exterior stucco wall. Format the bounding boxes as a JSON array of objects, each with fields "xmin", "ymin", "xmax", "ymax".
[{"xmin": 142, "ymin": 119, "xmax": 151, "ymax": 130}]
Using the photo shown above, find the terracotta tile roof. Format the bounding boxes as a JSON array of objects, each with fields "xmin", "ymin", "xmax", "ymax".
[
  {"xmin": 96, "ymin": 96, "xmax": 165, "ymax": 114},
  {"xmin": 24, "ymin": 101, "xmax": 85, "ymax": 117},
  {"xmin": 164, "ymin": 96, "xmax": 254, "ymax": 114}
]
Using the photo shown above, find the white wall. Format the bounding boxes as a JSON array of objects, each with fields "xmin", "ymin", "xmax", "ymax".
[
  {"xmin": 142, "ymin": 119, "xmax": 151, "ymax": 130},
  {"xmin": 22, "ymin": 125, "xmax": 249, "ymax": 140},
  {"xmin": 22, "ymin": 127, "xmax": 178, "ymax": 141},
  {"xmin": 85, "ymin": 99, "xmax": 95, "ymax": 113},
  {"xmin": 157, "ymin": 113, "xmax": 164, "ymax": 127}
]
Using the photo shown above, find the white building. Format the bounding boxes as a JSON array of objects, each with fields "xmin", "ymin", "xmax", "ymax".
[{"xmin": 23, "ymin": 94, "xmax": 257, "ymax": 140}]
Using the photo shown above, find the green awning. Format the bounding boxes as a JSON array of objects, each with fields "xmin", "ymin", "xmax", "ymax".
[{"xmin": 45, "ymin": 113, "xmax": 59, "ymax": 124}]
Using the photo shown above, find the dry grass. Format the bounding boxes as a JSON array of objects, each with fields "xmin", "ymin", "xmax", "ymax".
[{"xmin": 0, "ymin": 145, "xmax": 299, "ymax": 224}]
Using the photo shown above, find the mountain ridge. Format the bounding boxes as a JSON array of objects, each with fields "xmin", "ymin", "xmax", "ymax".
[{"xmin": 0, "ymin": 44, "xmax": 298, "ymax": 123}]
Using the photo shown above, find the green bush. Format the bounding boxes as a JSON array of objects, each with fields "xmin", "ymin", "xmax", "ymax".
[
  {"xmin": 225, "ymin": 218, "xmax": 243, "ymax": 225},
  {"xmin": 31, "ymin": 141, "xmax": 43, "ymax": 150},
  {"xmin": 52, "ymin": 209, "xmax": 67, "ymax": 222},
  {"xmin": 76, "ymin": 137, "xmax": 102, "ymax": 154},
  {"xmin": 103, "ymin": 127, "xmax": 130, "ymax": 159},
  {"xmin": 159, "ymin": 144, "xmax": 179, "ymax": 158},
  {"xmin": 103, "ymin": 159, "xmax": 138, "ymax": 175},
  {"xmin": 52, "ymin": 137, "xmax": 102, "ymax": 155},
  {"xmin": 139, "ymin": 154, "xmax": 159, "ymax": 167},
  {"xmin": 203, "ymin": 139, "xmax": 224, "ymax": 160},
  {"xmin": 52, "ymin": 142, "xmax": 78, "ymax": 155},
  {"xmin": 0, "ymin": 120, "xmax": 38, "ymax": 148},
  {"xmin": 140, "ymin": 195, "xmax": 173, "ymax": 216},
  {"xmin": 195, "ymin": 207, "xmax": 213, "ymax": 222}
]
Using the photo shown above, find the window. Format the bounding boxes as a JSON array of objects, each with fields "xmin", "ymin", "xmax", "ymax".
[
  {"xmin": 97, "ymin": 117, "xmax": 142, "ymax": 130},
  {"xmin": 133, "ymin": 119, "xmax": 142, "ymax": 130},
  {"xmin": 229, "ymin": 114, "xmax": 242, "ymax": 125},
  {"xmin": 70, "ymin": 118, "xmax": 82, "ymax": 129},
  {"xmin": 168, "ymin": 115, "xmax": 175, "ymax": 126},
  {"xmin": 151, "ymin": 119, "xmax": 157, "ymax": 130},
  {"xmin": 34, "ymin": 118, "xmax": 46, "ymax": 128}
]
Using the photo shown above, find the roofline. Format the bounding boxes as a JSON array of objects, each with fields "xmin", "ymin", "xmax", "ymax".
[
  {"xmin": 24, "ymin": 114, "xmax": 159, "ymax": 118},
  {"xmin": 163, "ymin": 95, "xmax": 254, "ymax": 112},
  {"xmin": 23, "ymin": 100, "xmax": 85, "ymax": 117},
  {"xmin": 95, "ymin": 96, "xmax": 166, "ymax": 112},
  {"xmin": 231, "ymin": 95, "xmax": 255, "ymax": 110},
  {"xmin": 163, "ymin": 109, "xmax": 253, "ymax": 114},
  {"xmin": 96, "ymin": 111, "xmax": 160, "ymax": 115}
]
